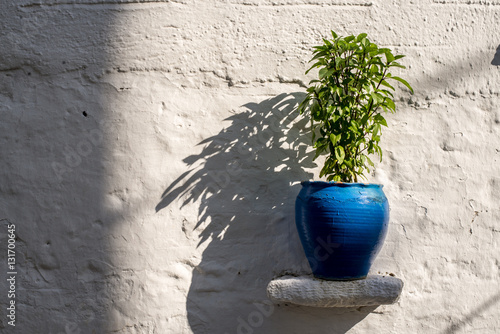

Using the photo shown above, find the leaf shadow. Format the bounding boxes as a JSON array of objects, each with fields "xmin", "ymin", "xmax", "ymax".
[
  {"xmin": 444, "ymin": 290, "xmax": 500, "ymax": 333},
  {"xmin": 156, "ymin": 92, "xmax": 376, "ymax": 333},
  {"xmin": 491, "ymin": 45, "xmax": 500, "ymax": 66},
  {"xmin": 156, "ymin": 92, "xmax": 316, "ymax": 246}
]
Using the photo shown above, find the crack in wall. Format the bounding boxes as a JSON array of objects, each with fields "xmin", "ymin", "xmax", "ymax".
[
  {"xmin": 400, "ymin": 223, "xmax": 411, "ymax": 241},
  {"xmin": 469, "ymin": 211, "xmax": 479, "ymax": 235}
]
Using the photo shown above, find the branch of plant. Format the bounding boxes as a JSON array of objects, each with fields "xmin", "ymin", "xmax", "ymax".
[{"xmin": 352, "ymin": 68, "xmax": 387, "ymax": 160}]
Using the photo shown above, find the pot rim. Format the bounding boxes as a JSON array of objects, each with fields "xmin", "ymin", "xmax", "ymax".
[{"xmin": 300, "ymin": 181, "xmax": 383, "ymax": 188}]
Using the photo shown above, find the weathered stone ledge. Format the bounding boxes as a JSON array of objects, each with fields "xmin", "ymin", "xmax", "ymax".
[{"xmin": 267, "ymin": 275, "xmax": 404, "ymax": 308}]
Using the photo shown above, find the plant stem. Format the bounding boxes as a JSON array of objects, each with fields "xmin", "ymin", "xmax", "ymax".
[{"xmin": 352, "ymin": 69, "xmax": 388, "ymax": 164}]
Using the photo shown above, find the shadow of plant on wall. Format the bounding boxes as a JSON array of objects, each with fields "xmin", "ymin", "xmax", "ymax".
[
  {"xmin": 491, "ymin": 45, "xmax": 500, "ymax": 66},
  {"xmin": 156, "ymin": 92, "xmax": 314, "ymax": 245},
  {"xmin": 444, "ymin": 290, "xmax": 500, "ymax": 334},
  {"xmin": 156, "ymin": 92, "xmax": 378, "ymax": 333}
]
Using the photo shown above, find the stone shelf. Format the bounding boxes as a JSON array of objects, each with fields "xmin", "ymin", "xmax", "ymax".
[{"xmin": 267, "ymin": 275, "xmax": 403, "ymax": 308}]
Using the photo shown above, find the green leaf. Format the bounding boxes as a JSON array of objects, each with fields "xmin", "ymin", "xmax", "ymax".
[
  {"xmin": 360, "ymin": 154, "xmax": 366, "ymax": 165},
  {"xmin": 365, "ymin": 44, "xmax": 378, "ymax": 53},
  {"xmin": 389, "ymin": 62, "xmax": 406, "ymax": 69},
  {"xmin": 376, "ymin": 145, "xmax": 383, "ymax": 161},
  {"xmin": 298, "ymin": 97, "xmax": 310, "ymax": 114},
  {"xmin": 356, "ymin": 33, "xmax": 368, "ymax": 42},
  {"xmin": 385, "ymin": 98, "xmax": 396, "ymax": 112},
  {"xmin": 379, "ymin": 89, "xmax": 394, "ymax": 98},
  {"xmin": 310, "ymin": 51, "xmax": 328, "ymax": 62},
  {"xmin": 360, "ymin": 112, "xmax": 370, "ymax": 125},
  {"xmin": 374, "ymin": 114, "xmax": 387, "ymax": 127},
  {"xmin": 335, "ymin": 57, "xmax": 344, "ymax": 68},
  {"xmin": 313, "ymin": 147, "xmax": 325, "ymax": 161},
  {"xmin": 365, "ymin": 155, "xmax": 374, "ymax": 167},
  {"xmin": 319, "ymin": 165, "xmax": 326, "ymax": 178},
  {"xmin": 380, "ymin": 79, "xmax": 395, "ymax": 91},
  {"xmin": 384, "ymin": 50, "xmax": 395, "ymax": 63},
  {"xmin": 344, "ymin": 35, "xmax": 355, "ymax": 43},
  {"xmin": 373, "ymin": 123, "xmax": 381, "ymax": 137},
  {"xmin": 378, "ymin": 48, "xmax": 390, "ymax": 55},
  {"xmin": 335, "ymin": 146, "xmax": 345, "ymax": 164},
  {"xmin": 313, "ymin": 137, "xmax": 325, "ymax": 148},
  {"xmin": 370, "ymin": 92, "xmax": 383, "ymax": 104},
  {"xmin": 387, "ymin": 75, "xmax": 414, "ymax": 94},
  {"xmin": 322, "ymin": 38, "xmax": 332, "ymax": 47},
  {"xmin": 330, "ymin": 134, "xmax": 340, "ymax": 145},
  {"xmin": 318, "ymin": 67, "xmax": 329, "ymax": 79},
  {"xmin": 305, "ymin": 61, "xmax": 322, "ymax": 75}
]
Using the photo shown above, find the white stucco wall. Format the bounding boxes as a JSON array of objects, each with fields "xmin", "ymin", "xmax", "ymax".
[{"xmin": 0, "ymin": 0, "xmax": 499, "ymax": 333}]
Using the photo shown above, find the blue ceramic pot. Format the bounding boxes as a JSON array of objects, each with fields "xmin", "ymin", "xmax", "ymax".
[{"xmin": 295, "ymin": 181, "xmax": 389, "ymax": 280}]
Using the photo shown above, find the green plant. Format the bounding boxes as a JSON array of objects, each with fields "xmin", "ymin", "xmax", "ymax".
[{"xmin": 298, "ymin": 31, "xmax": 413, "ymax": 182}]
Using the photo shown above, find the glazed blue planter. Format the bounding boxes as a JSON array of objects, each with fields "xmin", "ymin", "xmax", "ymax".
[{"xmin": 295, "ymin": 181, "xmax": 389, "ymax": 280}]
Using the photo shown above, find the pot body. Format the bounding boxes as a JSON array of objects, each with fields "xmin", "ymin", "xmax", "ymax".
[{"xmin": 295, "ymin": 181, "xmax": 389, "ymax": 280}]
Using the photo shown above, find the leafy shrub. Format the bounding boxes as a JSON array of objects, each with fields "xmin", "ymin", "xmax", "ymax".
[{"xmin": 298, "ymin": 31, "xmax": 413, "ymax": 182}]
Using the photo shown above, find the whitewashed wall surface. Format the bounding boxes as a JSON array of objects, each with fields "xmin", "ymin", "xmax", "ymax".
[{"xmin": 0, "ymin": 0, "xmax": 499, "ymax": 333}]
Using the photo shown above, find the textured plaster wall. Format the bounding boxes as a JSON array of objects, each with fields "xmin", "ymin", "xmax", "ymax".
[{"xmin": 0, "ymin": 0, "xmax": 499, "ymax": 333}]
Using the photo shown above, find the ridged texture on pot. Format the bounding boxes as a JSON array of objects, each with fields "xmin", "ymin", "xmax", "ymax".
[{"xmin": 295, "ymin": 181, "xmax": 389, "ymax": 280}]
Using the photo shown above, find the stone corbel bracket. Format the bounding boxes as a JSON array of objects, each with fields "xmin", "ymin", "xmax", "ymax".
[{"xmin": 267, "ymin": 275, "xmax": 404, "ymax": 308}]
